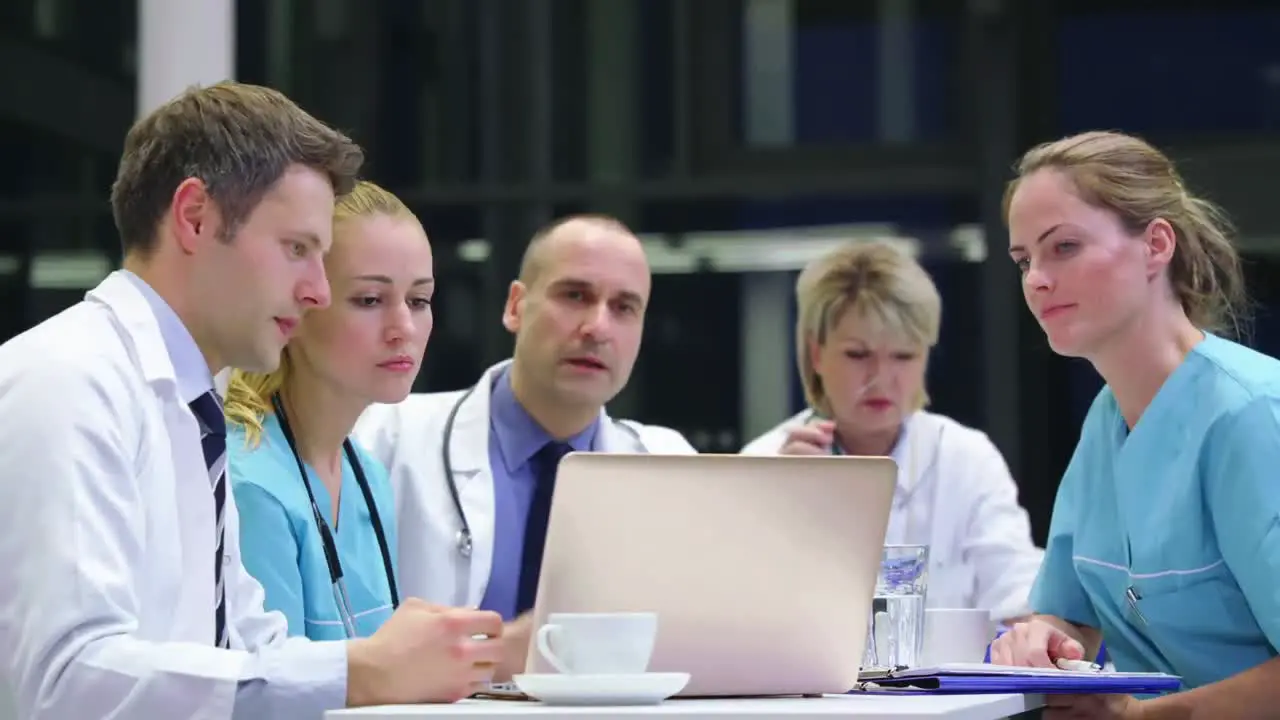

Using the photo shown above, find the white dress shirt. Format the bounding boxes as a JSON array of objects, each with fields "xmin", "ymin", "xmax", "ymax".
[{"xmin": 0, "ymin": 271, "xmax": 347, "ymax": 719}]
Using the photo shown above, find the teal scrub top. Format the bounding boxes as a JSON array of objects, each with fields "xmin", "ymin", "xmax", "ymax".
[
  {"xmin": 229, "ymin": 412, "xmax": 399, "ymax": 640},
  {"xmin": 1031, "ymin": 332, "xmax": 1280, "ymax": 691}
]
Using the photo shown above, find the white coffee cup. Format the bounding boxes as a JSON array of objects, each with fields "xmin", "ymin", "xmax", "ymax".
[
  {"xmin": 921, "ymin": 608, "xmax": 996, "ymax": 666},
  {"xmin": 535, "ymin": 612, "xmax": 658, "ymax": 675}
]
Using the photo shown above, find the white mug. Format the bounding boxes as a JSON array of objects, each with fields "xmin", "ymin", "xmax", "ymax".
[
  {"xmin": 535, "ymin": 612, "xmax": 658, "ymax": 675},
  {"xmin": 921, "ymin": 608, "xmax": 996, "ymax": 666}
]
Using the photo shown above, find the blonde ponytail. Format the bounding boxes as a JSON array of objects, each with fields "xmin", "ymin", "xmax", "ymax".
[
  {"xmin": 1175, "ymin": 194, "xmax": 1249, "ymax": 338},
  {"xmin": 224, "ymin": 352, "xmax": 291, "ymax": 447}
]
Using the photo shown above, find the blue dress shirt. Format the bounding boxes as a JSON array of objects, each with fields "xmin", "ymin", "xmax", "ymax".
[{"xmin": 481, "ymin": 366, "xmax": 600, "ymax": 620}]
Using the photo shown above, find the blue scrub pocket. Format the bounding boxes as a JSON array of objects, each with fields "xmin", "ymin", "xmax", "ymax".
[{"xmin": 1129, "ymin": 561, "xmax": 1261, "ymax": 689}]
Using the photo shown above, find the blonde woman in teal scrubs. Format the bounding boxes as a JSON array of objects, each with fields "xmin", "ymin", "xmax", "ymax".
[{"xmin": 225, "ymin": 181, "xmax": 434, "ymax": 639}]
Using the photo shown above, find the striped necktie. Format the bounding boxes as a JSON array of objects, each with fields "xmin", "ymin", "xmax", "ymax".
[{"xmin": 189, "ymin": 390, "xmax": 230, "ymax": 649}]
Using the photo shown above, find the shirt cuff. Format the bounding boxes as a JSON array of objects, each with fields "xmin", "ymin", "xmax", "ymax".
[{"xmin": 233, "ymin": 639, "xmax": 348, "ymax": 720}]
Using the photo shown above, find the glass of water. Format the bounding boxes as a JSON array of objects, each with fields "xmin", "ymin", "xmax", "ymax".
[{"xmin": 863, "ymin": 544, "xmax": 928, "ymax": 670}]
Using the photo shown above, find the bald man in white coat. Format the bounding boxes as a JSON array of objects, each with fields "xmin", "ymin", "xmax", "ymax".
[{"xmin": 356, "ymin": 215, "xmax": 695, "ymax": 679}]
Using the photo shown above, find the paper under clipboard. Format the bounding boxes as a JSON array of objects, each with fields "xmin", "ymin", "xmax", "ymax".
[{"xmin": 851, "ymin": 663, "xmax": 1182, "ymax": 695}]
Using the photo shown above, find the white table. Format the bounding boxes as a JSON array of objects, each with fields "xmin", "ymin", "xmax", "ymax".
[{"xmin": 326, "ymin": 694, "xmax": 1045, "ymax": 720}]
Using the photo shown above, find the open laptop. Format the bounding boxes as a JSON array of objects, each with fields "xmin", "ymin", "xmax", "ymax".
[{"xmin": 516, "ymin": 452, "xmax": 897, "ymax": 698}]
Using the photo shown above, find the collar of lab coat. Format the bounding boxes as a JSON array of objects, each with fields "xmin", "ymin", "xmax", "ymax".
[
  {"xmin": 806, "ymin": 408, "xmax": 939, "ymax": 497},
  {"xmin": 890, "ymin": 412, "xmax": 926, "ymax": 495},
  {"xmin": 448, "ymin": 359, "xmax": 627, "ymax": 474},
  {"xmin": 85, "ymin": 270, "xmax": 180, "ymax": 393}
]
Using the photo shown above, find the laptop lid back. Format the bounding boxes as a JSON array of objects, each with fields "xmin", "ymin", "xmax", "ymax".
[{"xmin": 525, "ymin": 452, "xmax": 896, "ymax": 697}]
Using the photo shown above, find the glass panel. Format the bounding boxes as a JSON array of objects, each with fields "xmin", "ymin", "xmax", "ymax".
[
  {"xmin": 0, "ymin": 1, "xmax": 33, "ymax": 41},
  {"xmin": 0, "ymin": 217, "xmax": 118, "ymax": 339},
  {"xmin": 1, "ymin": 0, "xmax": 131, "ymax": 209},
  {"xmin": 1243, "ymin": 253, "xmax": 1280, "ymax": 359},
  {"xmin": 1057, "ymin": 7, "xmax": 1280, "ymax": 137},
  {"xmin": 639, "ymin": 272, "xmax": 742, "ymax": 450},
  {"xmin": 5, "ymin": 0, "xmax": 133, "ymax": 79},
  {"xmin": 786, "ymin": 0, "xmax": 961, "ymax": 144},
  {"xmin": 638, "ymin": 0, "xmax": 679, "ymax": 179},
  {"xmin": 0, "ymin": 116, "xmax": 119, "ymax": 251},
  {"xmin": 238, "ymin": 0, "xmax": 450, "ymax": 188},
  {"xmin": 734, "ymin": 195, "xmax": 978, "ymax": 232}
]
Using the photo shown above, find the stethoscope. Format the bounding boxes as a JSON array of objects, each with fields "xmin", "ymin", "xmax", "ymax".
[
  {"xmin": 438, "ymin": 377, "xmax": 646, "ymax": 568},
  {"xmin": 273, "ymin": 393, "xmax": 399, "ymax": 638}
]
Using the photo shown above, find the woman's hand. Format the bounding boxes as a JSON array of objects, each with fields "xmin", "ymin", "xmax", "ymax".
[
  {"xmin": 780, "ymin": 420, "xmax": 835, "ymax": 455},
  {"xmin": 989, "ymin": 617, "xmax": 1087, "ymax": 668}
]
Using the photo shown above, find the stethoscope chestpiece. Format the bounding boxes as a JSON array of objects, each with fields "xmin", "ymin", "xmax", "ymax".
[{"xmin": 456, "ymin": 530, "xmax": 473, "ymax": 558}]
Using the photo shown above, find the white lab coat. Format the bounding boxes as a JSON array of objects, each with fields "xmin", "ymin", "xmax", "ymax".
[
  {"xmin": 353, "ymin": 360, "xmax": 697, "ymax": 608},
  {"xmin": 741, "ymin": 410, "xmax": 1043, "ymax": 622},
  {"xmin": 0, "ymin": 272, "xmax": 346, "ymax": 720}
]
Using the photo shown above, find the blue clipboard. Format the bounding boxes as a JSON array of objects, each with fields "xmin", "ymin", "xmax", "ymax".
[{"xmin": 850, "ymin": 663, "xmax": 1182, "ymax": 696}]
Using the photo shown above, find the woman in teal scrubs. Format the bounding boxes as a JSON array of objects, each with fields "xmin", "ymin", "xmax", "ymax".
[
  {"xmin": 224, "ymin": 180, "xmax": 436, "ymax": 640},
  {"xmin": 993, "ymin": 130, "xmax": 1280, "ymax": 719}
]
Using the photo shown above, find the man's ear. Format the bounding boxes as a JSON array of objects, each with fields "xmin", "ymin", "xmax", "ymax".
[
  {"xmin": 502, "ymin": 281, "xmax": 526, "ymax": 334},
  {"xmin": 171, "ymin": 178, "xmax": 220, "ymax": 254}
]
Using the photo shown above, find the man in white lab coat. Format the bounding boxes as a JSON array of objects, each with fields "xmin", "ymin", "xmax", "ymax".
[
  {"xmin": 0, "ymin": 82, "xmax": 502, "ymax": 720},
  {"xmin": 355, "ymin": 215, "xmax": 695, "ymax": 677}
]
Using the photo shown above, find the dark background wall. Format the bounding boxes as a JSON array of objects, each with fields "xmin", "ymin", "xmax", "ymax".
[{"xmin": 3, "ymin": 0, "xmax": 1280, "ymax": 544}]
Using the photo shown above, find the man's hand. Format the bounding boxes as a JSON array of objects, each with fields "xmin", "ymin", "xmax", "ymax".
[
  {"xmin": 780, "ymin": 420, "xmax": 835, "ymax": 455},
  {"xmin": 494, "ymin": 613, "xmax": 535, "ymax": 681},
  {"xmin": 346, "ymin": 598, "xmax": 505, "ymax": 706},
  {"xmin": 1044, "ymin": 693, "xmax": 1144, "ymax": 720}
]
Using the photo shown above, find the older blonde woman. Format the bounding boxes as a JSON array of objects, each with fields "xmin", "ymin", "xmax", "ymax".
[{"xmin": 741, "ymin": 241, "xmax": 1042, "ymax": 622}]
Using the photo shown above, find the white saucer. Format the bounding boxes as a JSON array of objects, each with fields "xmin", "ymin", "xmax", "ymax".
[{"xmin": 512, "ymin": 672, "xmax": 691, "ymax": 706}]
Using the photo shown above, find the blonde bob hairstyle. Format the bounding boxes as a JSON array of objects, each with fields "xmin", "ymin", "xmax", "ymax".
[
  {"xmin": 795, "ymin": 241, "xmax": 942, "ymax": 418},
  {"xmin": 223, "ymin": 180, "xmax": 421, "ymax": 446}
]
